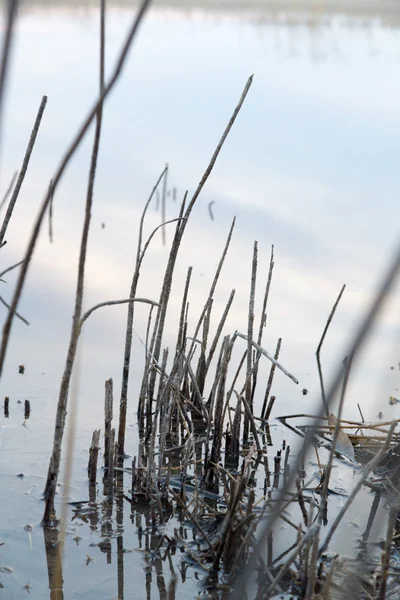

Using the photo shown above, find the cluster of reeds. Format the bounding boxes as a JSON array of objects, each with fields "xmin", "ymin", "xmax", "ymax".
[{"xmin": 3, "ymin": 1, "xmax": 400, "ymax": 599}]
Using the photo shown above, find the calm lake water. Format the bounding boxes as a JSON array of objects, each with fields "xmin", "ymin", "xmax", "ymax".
[{"xmin": 1, "ymin": 1, "xmax": 400, "ymax": 598}]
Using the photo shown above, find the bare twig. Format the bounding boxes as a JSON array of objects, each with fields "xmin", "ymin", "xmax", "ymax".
[
  {"xmin": 0, "ymin": 258, "xmax": 27, "ymax": 280},
  {"xmin": 0, "ymin": 170, "xmax": 17, "ymax": 212},
  {"xmin": 316, "ymin": 284, "xmax": 346, "ymax": 418},
  {"xmin": 0, "ymin": 95, "xmax": 48, "ymax": 247},
  {"xmin": 0, "ymin": 294, "xmax": 29, "ymax": 325}
]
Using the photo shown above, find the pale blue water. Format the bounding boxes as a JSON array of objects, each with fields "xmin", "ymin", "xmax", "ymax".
[{"xmin": 1, "ymin": 3, "xmax": 400, "ymax": 597}]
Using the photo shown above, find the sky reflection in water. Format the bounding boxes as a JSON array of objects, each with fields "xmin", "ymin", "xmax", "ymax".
[{"xmin": 1, "ymin": 1, "xmax": 400, "ymax": 491}]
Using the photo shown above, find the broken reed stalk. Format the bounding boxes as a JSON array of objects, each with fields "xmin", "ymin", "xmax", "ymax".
[
  {"xmin": 0, "ymin": 95, "xmax": 48, "ymax": 247},
  {"xmin": 0, "ymin": 170, "xmax": 17, "ymax": 212},
  {"xmin": 316, "ymin": 284, "xmax": 346, "ymax": 418},
  {"xmin": 144, "ymin": 76, "xmax": 253, "ymax": 427},
  {"xmin": 108, "ymin": 428, "xmax": 115, "ymax": 500},
  {"xmin": 261, "ymin": 338, "xmax": 281, "ymax": 421},
  {"xmin": 243, "ymin": 241, "xmax": 257, "ymax": 444},
  {"xmin": 0, "ymin": 0, "xmax": 152, "ymax": 379},
  {"xmin": 232, "ymin": 238, "xmax": 400, "ymax": 598},
  {"xmin": 235, "ymin": 332, "xmax": 298, "ymax": 384},
  {"xmin": 43, "ymin": 0, "xmax": 107, "ymax": 524},
  {"xmin": 88, "ymin": 429, "xmax": 101, "ymax": 486},
  {"xmin": 0, "ymin": 0, "xmax": 18, "ymax": 151},
  {"xmin": 104, "ymin": 378, "xmax": 113, "ymax": 471}
]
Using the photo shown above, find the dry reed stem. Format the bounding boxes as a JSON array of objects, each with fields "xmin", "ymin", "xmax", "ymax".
[
  {"xmin": 161, "ymin": 162, "xmax": 168, "ymax": 245},
  {"xmin": 88, "ymin": 429, "xmax": 101, "ymax": 485},
  {"xmin": 0, "ymin": 293, "xmax": 29, "ymax": 325},
  {"xmin": 205, "ymin": 288, "xmax": 235, "ymax": 373},
  {"xmin": 79, "ymin": 297, "xmax": 159, "ymax": 330},
  {"xmin": 0, "ymin": 0, "xmax": 18, "ymax": 151},
  {"xmin": 251, "ymin": 244, "xmax": 274, "ymax": 408},
  {"xmin": 176, "ymin": 266, "xmax": 192, "ymax": 351},
  {"xmin": 47, "ymin": 179, "xmax": 54, "ymax": 243},
  {"xmin": 0, "ymin": 258, "xmax": 28, "ymax": 279},
  {"xmin": 235, "ymin": 331, "xmax": 298, "ymax": 384},
  {"xmin": 0, "ymin": 95, "xmax": 47, "ymax": 247},
  {"xmin": 223, "ymin": 347, "xmax": 246, "ymax": 428},
  {"xmin": 143, "ymin": 195, "xmax": 188, "ymax": 420},
  {"xmin": 243, "ymin": 241, "xmax": 257, "ymax": 444},
  {"xmin": 261, "ymin": 337, "xmax": 282, "ymax": 421},
  {"xmin": 234, "ymin": 390, "xmax": 261, "ymax": 452},
  {"xmin": 316, "ymin": 284, "xmax": 346, "ymax": 418},
  {"xmin": 0, "ymin": 170, "xmax": 17, "ymax": 212},
  {"xmin": 104, "ymin": 378, "xmax": 113, "ymax": 471},
  {"xmin": 43, "ymin": 0, "xmax": 107, "ymax": 523},
  {"xmin": 108, "ymin": 428, "xmax": 115, "ymax": 500},
  {"xmin": 317, "ymin": 356, "xmax": 353, "ymax": 530},
  {"xmin": 0, "ymin": 0, "xmax": 152, "ymax": 379}
]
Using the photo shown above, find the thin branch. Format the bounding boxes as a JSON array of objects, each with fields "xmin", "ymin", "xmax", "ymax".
[
  {"xmin": 0, "ymin": 294, "xmax": 29, "ymax": 325},
  {"xmin": 0, "ymin": 95, "xmax": 48, "ymax": 247},
  {"xmin": 0, "ymin": 170, "xmax": 17, "ymax": 212},
  {"xmin": 0, "ymin": 258, "xmax": 27, "ymax": 279},
  {"xmin": 316, "ymin": 284, "xmax": 346, "ymax": 418}
]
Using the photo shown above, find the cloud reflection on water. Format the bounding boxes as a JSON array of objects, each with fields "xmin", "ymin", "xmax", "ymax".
[{"xmin": 1, "ymin": 6, "xmax": 400, "ymax": 447}]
